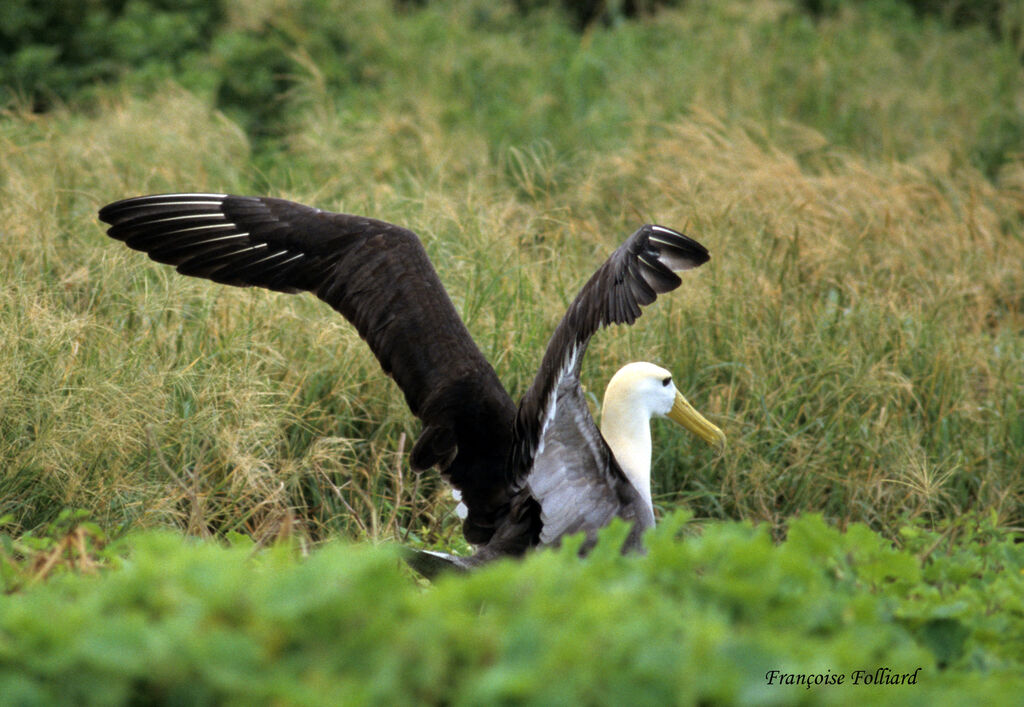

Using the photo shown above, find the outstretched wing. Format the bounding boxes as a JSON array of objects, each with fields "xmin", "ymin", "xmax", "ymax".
[
  {"xmin": 99, "ymin": 193, "xmax": 517, "ymax": 544},
  {"xmin": 511, "ymin": 225, "xmax": 709, "ymax": 546}
]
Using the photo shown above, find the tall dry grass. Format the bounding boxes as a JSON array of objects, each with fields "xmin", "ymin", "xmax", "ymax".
[{"xmin": 1, "ymin": 2, "xmax": 1021, "ymax": 545}]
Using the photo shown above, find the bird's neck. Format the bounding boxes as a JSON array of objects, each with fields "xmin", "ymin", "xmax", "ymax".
[{"xmin": 600, "ymin": 398, "xmax": 654, "ymax": 512}]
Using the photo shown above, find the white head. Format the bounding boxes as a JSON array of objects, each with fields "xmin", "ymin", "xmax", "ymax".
[{"xmin": 599, "ymin": 362, "xmax": 724, "ymax": 513}]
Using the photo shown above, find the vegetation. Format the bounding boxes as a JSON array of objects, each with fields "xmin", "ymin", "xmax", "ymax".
[
  {"xmin": 2, "ymin": 0, "xmax": 1020, "ymax": 540},
  {"xmin": 1, "ymin": 513, "xmax": 1022, "ymax": 704},
  {"xmin": 0, "ymin": 0, "xmax": 1021, "ymax": 701}
]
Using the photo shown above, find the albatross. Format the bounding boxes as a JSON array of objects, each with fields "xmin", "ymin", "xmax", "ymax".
[{"xmin": 98, "ymin": 194, "xmax": 724, "ymax": 575}]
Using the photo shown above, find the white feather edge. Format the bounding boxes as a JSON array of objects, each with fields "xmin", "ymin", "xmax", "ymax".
[{"xmin": 533, "ymin": 342, "xmax": 580, "ymax": 459}]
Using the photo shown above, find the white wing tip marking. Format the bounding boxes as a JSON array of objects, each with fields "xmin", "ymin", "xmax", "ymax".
[
  {"xmin": 152, "ymin": 223, "xmax": 237, "ymax": 236},
  {"xmin": 145, "ymin": 213, "xmax": 229, "ymax": 224},
  {"xmin": 113, "ymin": 194, "xmax": 230, "ymax": 211},
  {"xmin": 134, "ymin": 193, "xmax": 229, "ymax": 200},
  {"xmin": 649, "ymin": 225, "xmax": 682, "ymax": 237}
]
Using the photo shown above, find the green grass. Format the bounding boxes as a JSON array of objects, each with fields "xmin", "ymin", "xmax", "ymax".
[{"xmin": 1, "ymin": 0, "xmax": 1022, "ymax": 548}]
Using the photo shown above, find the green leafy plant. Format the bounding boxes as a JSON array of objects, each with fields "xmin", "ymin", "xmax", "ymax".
[{"xmin": 0, "ymin": 515, "xmax": 1022, "ymax": 704}]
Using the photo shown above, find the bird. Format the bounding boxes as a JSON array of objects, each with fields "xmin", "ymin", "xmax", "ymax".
[{"xmin": 98, "ymin": 193, "xmax": 724, "ymax": 575}]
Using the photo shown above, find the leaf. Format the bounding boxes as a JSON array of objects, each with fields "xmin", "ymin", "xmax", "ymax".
[{"xmin": 916, "ymin": 617, "xmax": 970, "ymax": 668}]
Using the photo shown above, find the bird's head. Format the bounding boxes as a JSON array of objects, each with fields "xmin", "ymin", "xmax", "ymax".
[{"xmin": 603, "ymin": 362, "xmax": 725, "ymax": 450}]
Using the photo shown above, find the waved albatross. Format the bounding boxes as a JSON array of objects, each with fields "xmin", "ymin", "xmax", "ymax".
[{"xmin": 98, "ymin": 194, "xmax": 724, "ymax": 574}]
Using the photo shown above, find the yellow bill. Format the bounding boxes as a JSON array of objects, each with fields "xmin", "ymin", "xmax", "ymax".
[{"xmin": 667, "ymin": 391, "xmax": 725, "ymax": 450}]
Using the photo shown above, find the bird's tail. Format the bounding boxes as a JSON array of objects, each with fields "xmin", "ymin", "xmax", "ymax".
[{"xmin": 401, "ymin": 547, "xmax": 471, "ymax": 580}]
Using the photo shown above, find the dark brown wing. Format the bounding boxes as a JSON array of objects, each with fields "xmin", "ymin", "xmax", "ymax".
[
  {"xmin": 99, "ymin": 193, "xmax": 516, "ymax": 544},
  {"xmin": 510, "ymin": 225, "xmax": 709, "ymax": 546}
]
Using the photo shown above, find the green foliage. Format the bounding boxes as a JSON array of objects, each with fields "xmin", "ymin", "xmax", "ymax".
[
  {"xmin": 0, "ymin": 0, "xmax": 223, "ymax": 110},
  {"xmin": 0, "ymin": 510, "xmax": 120, "ymax": 594},
  {"xmin": 803, "ymin": 0, "xmax": 1023, "ymax": 48},
  {"xmin": 0, "ymin": 514, "xmax": 1021, "ymax": 704},
  {"xmin": 2, "ymin": 1, "xmax": 1022, "ymax": 170}
]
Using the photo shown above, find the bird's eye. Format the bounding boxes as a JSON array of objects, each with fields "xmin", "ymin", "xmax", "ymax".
[{"xmin": 662, "ymin": 377, "xmax": 671, "ymax": 387}]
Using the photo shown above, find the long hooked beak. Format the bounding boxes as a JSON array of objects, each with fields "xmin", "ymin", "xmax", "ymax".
[{"xmin": 666, "ymin": 391, "xmax": 726, "ymax": 451}]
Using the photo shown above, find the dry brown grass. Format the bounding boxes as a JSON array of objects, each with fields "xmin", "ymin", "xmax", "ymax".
[{"xmin": 1, "ymin": 7, "xmax": 1021, "ymax": 544}]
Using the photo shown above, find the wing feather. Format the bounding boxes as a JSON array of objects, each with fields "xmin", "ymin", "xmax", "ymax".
[
  {"xmin": 511, "ymin": 224, "xmax": 709, "ymax": 548},
  {"xmin": 99, "ymin": 193, "xmax": 517, "ymax": 545},
  {"xmin": 512, "ymin": 223, "xmax": 709, "ymax": 477}
]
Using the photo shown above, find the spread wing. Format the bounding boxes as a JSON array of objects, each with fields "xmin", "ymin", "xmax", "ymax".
[
  {"xmin": 98, "ymin": 193, "xmax": 517, "ymax": 544},
  {"xmin": 512, "ymin": 225, "xmax": 710, "ymax": 547}
]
